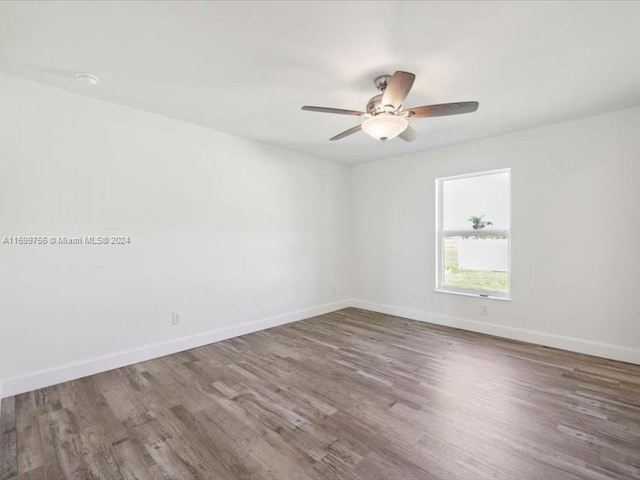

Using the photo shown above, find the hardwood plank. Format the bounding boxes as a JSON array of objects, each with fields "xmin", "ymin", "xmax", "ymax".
[
  {"xmin": 0, "ymin": 431, "xmax": 18, "ymax": 480},
  {"xmin": 0, "ymin": 397, "xmax": 16, "ymax": 435},
  {"xmin": 0, "ymin": 397, "xmax": 18, "ymax": 480},
  {"xmin": 15, "ymin": 393, "xmax": 43, "ymax": 475},
  {"xmin": 6, "ymin": 466, "xmax": 44, "ymax": 480}
]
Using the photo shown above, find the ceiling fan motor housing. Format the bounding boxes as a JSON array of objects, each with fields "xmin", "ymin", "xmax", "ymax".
[
  {"xmin": 366, "ymin": 94, "xmax": 384, "ymax": 114},
  {"xmin": 367, "ymin": 75, "xmax": 395, "ymax": 114}
]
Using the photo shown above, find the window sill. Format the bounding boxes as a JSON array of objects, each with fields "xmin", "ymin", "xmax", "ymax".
[{"xmin": 434, "ymin": 289, "xmax": 512, "ymax": 302}]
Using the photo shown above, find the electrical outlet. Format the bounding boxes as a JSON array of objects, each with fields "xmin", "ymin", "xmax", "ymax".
[
  {"xmin": 481, "ymin": 305, "xmax": 489, "ymax": 316},
  {"xmin": 331, "ymin": 286, "xmax": 337, "ymax": 295},
  {"xmin": 171, "ymin": 312, "xmax": 181, "ymax": 326}
]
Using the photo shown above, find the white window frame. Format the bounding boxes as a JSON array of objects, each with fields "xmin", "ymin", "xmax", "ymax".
[{"xmin": 435, "ymin": 168, "xmax": 511, "ymax": 300}]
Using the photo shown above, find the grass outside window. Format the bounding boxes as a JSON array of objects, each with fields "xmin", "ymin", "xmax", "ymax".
[{"xmin": 443, "ymin": 238, "xmax": 508, "ymax": 293}]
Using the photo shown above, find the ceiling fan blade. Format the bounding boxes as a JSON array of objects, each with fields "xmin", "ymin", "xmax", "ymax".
[
  {"xmin": 330, "ymin": 124, "xmax": 362, "ymax": 141},
  {"xmin": 399, "ymin": 125, "xmax": 418, "ymax": 142},
  {"xmin": 381, "ymin": 71, "xmax": 416, "ymax": 110},
  {"xmin": 407, "ymin": 101, "xmax": 479, "ymax": 118},
  {"xmin": 302, "ymin": 106, "xmax": 365, "ymax": 116}
]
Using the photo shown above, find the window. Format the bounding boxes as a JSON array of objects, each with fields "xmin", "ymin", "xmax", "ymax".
[{"xmin": 436, "ymin": 169, "xmax": 511, "ymax": 299}]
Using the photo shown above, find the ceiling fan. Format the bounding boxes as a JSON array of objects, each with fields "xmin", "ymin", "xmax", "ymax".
[{"xmin": 301, "ymin": 71, "xmax": 479, "ymax": 142}]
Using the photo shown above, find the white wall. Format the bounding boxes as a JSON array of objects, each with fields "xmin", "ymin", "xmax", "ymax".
[
  {"xmin": 0, "ymin": 73, "xmax": 351, "ymax": 395},
  {"xmin": 352, "ymin": 106, "xmax": 640, "ymax": 362}
]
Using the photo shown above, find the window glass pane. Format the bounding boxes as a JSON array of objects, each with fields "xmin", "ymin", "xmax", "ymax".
[
  {"xmin": 443, "ymin": 235, "xmax": 509, "ymax": 293},
  {"xmin": 442, "ymin": 172, "xmax": 510, "ymax": 231}
]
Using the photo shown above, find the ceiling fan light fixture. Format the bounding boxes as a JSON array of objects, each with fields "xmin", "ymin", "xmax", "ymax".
[{"xmin": 362, "ymin": 114, "xmax": 408, "ymax": 141}]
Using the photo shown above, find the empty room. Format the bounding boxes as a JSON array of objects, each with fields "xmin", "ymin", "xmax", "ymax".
[{"xmin": 1, "ymin": 1, "xmax": 639, "ymax": 479}]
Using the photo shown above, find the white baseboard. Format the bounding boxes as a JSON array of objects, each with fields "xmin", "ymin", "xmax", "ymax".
[
  {"xmin": 3, "ymin": 298, "xmax": 638, "ymax": 400},
  {"xmin": 0, "ymin": 299, "xmax": 352, "ymax": 399},
  {"xmin": 351, "ymin": 299, "xmax": 640, "ymax": 365}
]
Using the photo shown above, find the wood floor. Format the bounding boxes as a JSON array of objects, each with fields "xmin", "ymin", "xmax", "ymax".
[{"xmin": 1, "ymin": 308, "xmax": 640, "ymax": 480}]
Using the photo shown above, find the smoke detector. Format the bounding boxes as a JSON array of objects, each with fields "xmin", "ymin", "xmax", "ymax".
[{"xmin": 75, "ymin": 72, "xmax": 100, "ymax": 86}]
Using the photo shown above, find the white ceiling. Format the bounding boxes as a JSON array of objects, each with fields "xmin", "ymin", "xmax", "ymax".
[{"xmin": 2, "ymin": 1, "xmax": 640, "ymax": 164}]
